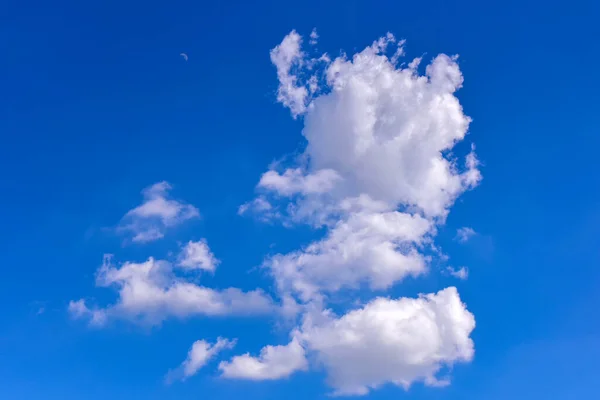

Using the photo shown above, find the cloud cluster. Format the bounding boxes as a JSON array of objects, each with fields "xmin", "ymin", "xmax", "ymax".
[
  {"xmin": 223, "ymin": 30, "xmax": 481, "ymax": 394},
  {"xmin": 262, "ymin": 33, "xmax": 479, "ymax": 218},
  {"xmin": 220, "ymin": 288, "xmax": 474, "ymax": 395},
  {"xmin": 240, "ymin": 32, "xmax": 481, "ymax": 313},
  {"xmin": 72, "ymin": 29, "xmax": 482, "ymax": 396},
  {"xmin": 70, "ymin": 245, "xmax": 272, "ymax": 326},
  {"xmin": 299, "ymin": 287, "xmax": 474, "ymax": 395},
  {"xmin": 245, "ymin": 30, "xmax": 481, "ymax": 304}
]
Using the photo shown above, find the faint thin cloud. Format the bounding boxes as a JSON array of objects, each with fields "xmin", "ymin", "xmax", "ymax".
[{"xmin": 455, "ymin": 227, "xmax": 477, "ymax": 243}]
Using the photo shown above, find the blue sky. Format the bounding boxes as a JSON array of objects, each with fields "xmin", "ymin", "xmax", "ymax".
[{"xmin": 1, "ymin": 0, "xmax": 600, "ymax": 398}]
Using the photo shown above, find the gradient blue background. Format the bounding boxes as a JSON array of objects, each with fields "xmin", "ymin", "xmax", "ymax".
[{"xmin": 1, "ymin": 0, "xmax": 599, "ymax": 398}]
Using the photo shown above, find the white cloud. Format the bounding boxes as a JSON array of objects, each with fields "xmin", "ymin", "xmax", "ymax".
[
  {"xmin": 455, "ymin": 227, "xmax": 476, "ymax": 243},
  {"xmin": 267, "ymin": 36, "xmax": 477, "ymax": 218},
  {"xmin": 238, "ymin": 196, "xmax": 272, "ymax": 215},
  {"xmin": 267, "ymin": 209, "xmax": 432, "ymax": 302},
  {"xmin": 71, "ymin": 30, "xmax": 482, "ymax": 398},
  {"xmin": 119, "ymin": 181, "xmax": 199, "ymax": 243},
  {"xmin": 68, "ymin": 298, "xmax": 107, "ymax": 326},
  {"xmin": 178, "ymin": 239, "xmax": 219, "ymax": 272},
  {"xmin": 270, "ymin": 30, "xmax": 308, "ymax": 118},
  {"xmin": 447, "ymin": 266, "xmax": 468, "ymax": 280},
  {"xmin": 244, "ymin": 31, "xmax": 481, "ymax": 305},
  {"xmin": 69, "ymin": 256, "xmax": 273, "ymax": 326},
  {"xmin": 219, "ymin": 337, "xmax": 308, "ymax": 380},
  {"xmin": 231, "ymin": 30, "xmax": 482, "ymax": 395},
  {"xmin": 167, "ymin": 337, "xmax": 236, "ymax": 382},
  {"xmin": 238, "ymin": 196, "xmax": 283, "ymax": 224},
  {"xmin": 258, "ymin": 168, "xmax": 341, "ymax": 197},
  {"xmin": 218, "ymin": 288, "xmax": 475, "ymax": 394},
  {"xmin": 299, "ymin": 287, "xmax": 475, "ymax": 395},
  {"xmin": 463, "ymin": 144, "xmax": 482, "ymax": 188}
]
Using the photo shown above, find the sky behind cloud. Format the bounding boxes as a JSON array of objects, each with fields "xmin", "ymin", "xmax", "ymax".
[{"xmin": 1, "ymin": 1, "xmax": 600, "ymax": 399}]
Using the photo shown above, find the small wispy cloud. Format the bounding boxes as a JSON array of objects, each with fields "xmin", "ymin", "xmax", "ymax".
[
  {"xmin": 166, "ymin": 338, "xmax": 236, "ymax": 383},
  {"xmin": 118, "ymin": 181, "xmax": 199, "ymax": 244},
  {"xmin": 30, "ymin": 300, "xmax": 47, "ymax": 316},
  {"xmin": 219, "ymin": 337, "xmax": 307, "ymax": 380},
  {"xmin": 309, "ymin": 28, "xmax": 319, "ymax": 45},
  {"xmin": 447, "ymin": 266, "xmax": 469, "ymax": 280},
  {"xmin": 455, "ymin": 227, "xmax": 476, "ymax": 243}
]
